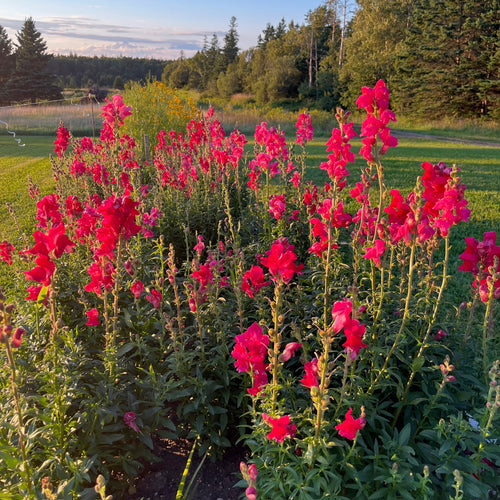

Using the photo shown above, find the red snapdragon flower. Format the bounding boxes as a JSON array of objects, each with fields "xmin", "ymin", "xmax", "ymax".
[
  {"xmin": 146, "ymin": 289, "xmax": 162, "ymax": 309},
  {"xmin": 232, "ymin": 322, "xmax": 269, "ymax": 395},
  {"xmin": 86, "ymin": 308, "xmax": 100, "ymax": 326},
  {"xmin": 36, "ymin": 194, "xmax": 62, "ymax": 229},
  {"xmin": 301, "ymin": 358, "xmax": 319, "ymax": 388},
  {"xmin": 332, "ymin": 299, "xmax": 367, "ymax": 359},
  {"xmin": 54, "ymin": 123, "xmax": 70, "ymax": 157},
  {"xmin": 356, "ymin": 80, "xmax": 397, "ymax": 162},
  {"xmin": 279, "ymin": 342, "xmax": 302, "ymax": 362},
  {"xmin": 335, "ymin": 408, "xmax": 366, "ymax": 440},
  {"xmin": 100, "ymin": 94, "xmax": 132, "ymax": 130},
  {"xmin": 262, "ymin": 413, "xmax": 297, "ymax": 442},
  {"xmin": 123, "ymin": 411, "xmax": 140, "ymax": 433},
  {"xmin": 459, "ymin": 231, "xmax": 500, "ymax": 302},
  {"xmin": 130, "ymin": 280, "xmax": 144, "ymax": 299},
  {"xmin": 10, "ymin": 327, "xmax": 25, "ymax": 348},
  {"xmin": 342, "ymin": 318, "xmax": 368, "ymax": 360},
  {"xmin": 296, "ymin": 112, "xmax": 314, "ymax": 146},
  {"xmin": 363, "ymin": 239, "xmax": 386, "ymax": 268},
  {"xmin": 242, "ymin": 265, "xmax": 270, "ymax": 298},
  {"xmin": 0, "ymin": 240, "xmax": 15, "ymax": 265},
  {"xmin": 331, "ymin": 299, "xmax": 353, "ymax": 333},
  {"xmin": 260, "ymin": 238, "xmax": 304, "ymax": 285},
  {"xmin": 268, "ymin": 194, "xmax": 286, "ymax": 220}
]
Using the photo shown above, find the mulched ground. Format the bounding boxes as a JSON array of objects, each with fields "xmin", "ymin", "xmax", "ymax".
[{"xmin": 123, "ymin": 438, "xmax": 249, "ymax": 500}]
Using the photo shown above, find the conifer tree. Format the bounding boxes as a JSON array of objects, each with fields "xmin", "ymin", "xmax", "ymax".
[
  {"xmin": 393, "ymin": 0, "xmax": 499, "ymax": 118},
  {"xmin": 223, "ymin": 17, "xmax": 239, "ymax": 67},
  {"xmin": 0, "ymin": 25, "xmax": 14, "ymax": 83},
  {"xmin": 5, "ymin": 17, "xmax": 61, "ymax": 103}
]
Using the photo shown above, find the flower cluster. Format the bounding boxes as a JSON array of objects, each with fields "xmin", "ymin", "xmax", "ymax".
[
  {"xmin": 260, "ymin": 238, "xmax": 304, "ymax": 285},
  {"xmin": 335, "ymin": 407, "xmax": 366, "ymax": 440},
  {"xmin": 356, "ymin": 79, "xmax": 398, "ymax": 162},
  {"xmin": 262, "ymin": 413, "xmax": 297, "ymax": 442},
  {"xmin": 53, "ymin": 123, "xmax": 70, "ymax": 158},
  {"xmin": 459, "ymin": 231, "xmax": 500, "ymax": 302},
  {"xmin": 320, "ymin": 111, "xmax": 356, "ymax": 188},
  {"xmin": 242, "ymin": 266, "xmax": 270, "ymax": 298},
  {"xmin": 295, "ymin": 112, "xmax": 314, "ymax": 146},
  {"xmin": 0, "ymin": 240, "xmax": 14, "ymax": 266},
  {"xmin": 332, "ymin": 300, "xmax": 367, "ymax": 360},
  {"xmin": 231, "ymin": 322, "xmax": 269, "ymax": 395}
]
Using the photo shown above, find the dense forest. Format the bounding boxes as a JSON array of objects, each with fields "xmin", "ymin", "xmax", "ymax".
[{"xmin": 0, "ymin": 0, "xmax": 499, "ymax": 118}]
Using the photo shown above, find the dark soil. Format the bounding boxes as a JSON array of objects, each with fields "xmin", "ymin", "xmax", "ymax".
[{"xmin": 122, "ymin": 438, "xmax": 249, "ymax": 500}]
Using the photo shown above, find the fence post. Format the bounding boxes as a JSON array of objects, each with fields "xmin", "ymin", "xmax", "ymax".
[{"xmin": 144, "ymin": 134, "xmax": 150, "ymax": 162}]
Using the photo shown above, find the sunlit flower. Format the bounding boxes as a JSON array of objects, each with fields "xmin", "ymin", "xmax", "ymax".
[
  {"xmin": 86, "ymin": 308, "xmax": 99, "ymax": 326},
  {"xmin": 262, "ymin": 413, "xmax": 296, "ymax": 442},
  {"xmin": 335, "ymin": 407, "xmax": 366, "ymax": 440}
]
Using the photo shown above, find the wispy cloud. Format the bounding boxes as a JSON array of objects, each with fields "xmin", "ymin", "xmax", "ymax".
[{"xmin": 0, "ymin": 16, "xmax": 222, "ymax": 59}]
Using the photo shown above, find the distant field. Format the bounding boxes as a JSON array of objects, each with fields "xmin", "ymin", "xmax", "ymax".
[{"xmin": 0, "ymin": 102, "xmax": 102, "ymax": 137}]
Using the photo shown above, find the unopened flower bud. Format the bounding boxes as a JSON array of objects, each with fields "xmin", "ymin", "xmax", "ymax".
[{"xmin": 248, "ymin": 463, "xmax": 258, "ymax": 481}]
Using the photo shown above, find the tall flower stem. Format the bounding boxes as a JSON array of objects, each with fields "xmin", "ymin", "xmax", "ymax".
[
  {"xmin": 369, "ymin": 237, "xmax": 417, "ymax": 394},
  {"xmin": 393, "ymin": 236, "xmax": 450, "ymax": 426},
  {"xmin": 481, "ymin": 285, "xmax": 495, "ymax": 381},
  {"xmin": 270, "ymin": 282, "xmax": 283, "ymax": 409},
  {"xmin": 4, "ymin": 339, "xmax": 33, "ymax": 496}
]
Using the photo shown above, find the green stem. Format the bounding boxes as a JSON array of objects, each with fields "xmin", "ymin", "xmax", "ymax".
[
  {"xmin": 368, "ymin": 238, "xmax": 417, "ymax": 394},
  {"xmin": 393, "ymin": 236, "xmax": 450, "ymax": 426},
  {"xmin": 270, "ymin": 283, "xmax": 283, "ymax": 410},
  {"xmin": 4, "ymin": 340, "xmax": 33, "ymax": 496},
  {"xmin": 482, "ymin": 288, "xmax": 495, "ymax": 381}
]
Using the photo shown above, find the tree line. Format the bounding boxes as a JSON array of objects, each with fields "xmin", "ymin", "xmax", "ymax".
[{"xmin": 1, "ymin": 1, "xmax": 498, "ymax": 119}]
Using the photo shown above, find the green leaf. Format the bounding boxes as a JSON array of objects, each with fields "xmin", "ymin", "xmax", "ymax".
[
  {"xmin": 117, "ymin": 342, "xmax": 136, "ymax": 357},
  {"xmin": 37, "ymin": 285, "xmax": 49, "ymax": 306},
  {"xmin": 411, "ymin": 356, "xmax": 425, "ymax": 372}
]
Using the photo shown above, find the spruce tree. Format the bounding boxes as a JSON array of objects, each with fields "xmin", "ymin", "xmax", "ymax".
[
  {"xmin": 0, "ymin": 25, "xmax": 14, "ymax": 82},
  {"xmin": 393, "ymin": 0, "xmax": 499, "ymax": 118},
  {"xmin": 6, "ymin": 17, "xmax": 61, "ymax": 103},
  {"xmin": 223, "ymin": 17, "xmax": 239, "ymax": 67}
]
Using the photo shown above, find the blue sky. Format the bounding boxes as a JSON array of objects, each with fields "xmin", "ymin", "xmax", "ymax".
[{"xmin": 0, "ymin": 0, "xmax": 333, "ymax": 60}]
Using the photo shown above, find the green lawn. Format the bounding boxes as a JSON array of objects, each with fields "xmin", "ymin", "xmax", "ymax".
[{"xmin": 0, "ymin": 134, "xmax": 55, "ymax": 243}]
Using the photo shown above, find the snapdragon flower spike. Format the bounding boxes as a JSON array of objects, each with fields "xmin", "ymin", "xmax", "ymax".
[
  {"xmin": 261, "ymin": 413, "xmax": 297, "ymax": 442},
  {"xmin": 100, "ymin": 94, "xmax": 132, "ymax": 131},
  {"xmin": 363, "ymin": 239, "xmax": 386, "ymax": 268},
  {"xmin": 0, "ymin": 241, "xmax": 15, "ymax": 265},
  {"xmin": 331, "ymin": 299, "xmax": 368, "ymax": 359},
  {"xmin": 231, "ymin": 322, "xmax": 269, "ymax": 395},
  {"xmin": 268, "ymin": 194, "xmax": 286, "ymax": 220},
  {"xmin": 260, "ymin": 238, "xmax": 304, "ymax": 285},
  {"xmin": 94, "ymin": 194, "xmax": 142, "ymax": 259},
  {"xmin": 296, "ymin": 112, "xmax": 314, "ymax": 146},
  {"xmin": 335, "ymin": 407, "xmax": 366, "ymax": 440},
  {"xmin": 459, "ymin": 231, "xmax": 500, "ymax": 302},
  {"xmin": 356, "ymin": 80, "xmax": 397, "ymax": 162},
  {"xmin": 320, "ymin": 119, "xmax": 356, "ymax": 189},
  {"xmin": 53, "ymin": 123, "xmax": 70, "ymax": 158},
  {"xmin": 301, "ymin": 358, "xmax": 319, "ymax": 388},
  {"xmin": 24, "ymin": 223, "xmax": 75, "ymax": 288},
  {"xmin": 242, "ymin": 265, "xmax": 270, "ymax": 298},
  {"xmin": 85, "ymin": 308, "xmax": 100, "ymax": 326}
]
